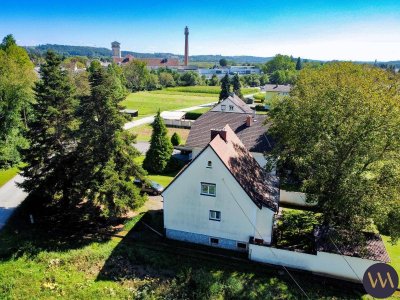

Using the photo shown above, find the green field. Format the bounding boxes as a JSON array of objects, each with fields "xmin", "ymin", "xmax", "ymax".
[
  {"xmin": 129, "ymin": 124, "xmax": 190, "ymax": 143},
  {"xmin": 163, "ymin": 86, "xmax": 259, "ymax": 95},
  {"xmin": 0, "ymin": 166, "xmax": 20, "ymax": 187},
  {"xmin": 121, "ymin": 90, "xmax": 217, "ymax": 117},
  {"xmin": 383, "ymin": 236, "xmax": 400, "ymax": 275}
]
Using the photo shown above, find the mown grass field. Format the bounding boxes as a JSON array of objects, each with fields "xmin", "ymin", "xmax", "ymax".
[
  {"xmin": 163, "ymin": 86, "xmax": 259, "ymax": 95},
  {"xmin": 0, "ymin": 195, "xmax": 372, "ymax": 300},
  {"xmin": 129, "ymin": 124, "xmax": 190, "ymax": 143},
  {"xmin": 0, "ymin": 166, "xmax": 20, "ymax": 187},
  {"xmin": 120, "ymin": 90, "xmax": 217, "ymax": 117}
]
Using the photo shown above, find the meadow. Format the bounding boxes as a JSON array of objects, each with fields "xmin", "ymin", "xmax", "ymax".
[{"xmin": 0, "ymin": 165, "xmax": 21, "ymax": 187}]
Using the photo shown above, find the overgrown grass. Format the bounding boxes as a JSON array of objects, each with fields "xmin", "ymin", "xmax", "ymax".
[
  {"xmin": 0, "ymin": 166, "xmax": 21, "ymax": 187},
  {"xmin": 121, "ymin": 91, "xmax": 217, "ymax": 117},
  {"xmin": 0, "ymin": 197, "xmax": 366, "ymax": 299}
]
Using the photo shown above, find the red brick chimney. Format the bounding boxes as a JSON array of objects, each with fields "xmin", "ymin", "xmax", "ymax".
[
  {"xmin": 211, "ymin": 129, "xmax": 227, "ymax": 142},
  {"xmin": 246, "ymin": 115, "xmax": 253, "ymax": 127},
  {"xmin": 184, "ymin": 26, "xmax": 189, "ymax": 66}
]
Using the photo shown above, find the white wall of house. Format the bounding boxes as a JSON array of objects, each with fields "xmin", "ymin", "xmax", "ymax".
[
  {"xmin": 163, "ymin": 146, "xmax": 275, "ymax": 245},
  {"xmin": 211, "ymin": 98, "xmax": 247, "ymax": 113},
  {"xmin": 192, "ymin": 148, "xmax": 271, "ymax": 172},
  {"xmin": 249, "ymin": 245, "xmax": 378, "ymax": 282}
]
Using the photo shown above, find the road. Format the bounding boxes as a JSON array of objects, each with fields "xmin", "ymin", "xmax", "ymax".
[
  {"xmin": 123, "ymin": 101, "xmax": 216, "ymax": 130},
  {"xmin": 0, "ymin": 100, "xmax": 217, "ymax": 230},
  {"xmin": 0, "ymin": 175, "xmax": 27, "ymax": 230}
]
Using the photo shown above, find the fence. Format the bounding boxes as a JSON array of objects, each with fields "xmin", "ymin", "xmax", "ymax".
[{"xmin": 249, "ymin": 244, "xmax": 377, "ymax": 282}]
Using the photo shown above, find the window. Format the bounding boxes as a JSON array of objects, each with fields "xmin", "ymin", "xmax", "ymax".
[
  {"xmin": 210, "ymin": 237, "xmax": 219, "ymax": 245},
  {"xmin": 221, "ymin": 105, "xmax": 226, "ymax": 111},
  {"xmin": 201, "ymin": 183, "xmax": 216, "ymax": 196},
  {"xmin": 229, "ymin": 105, "xmax": 234, "ymax": 111},
  {"xmin": 237, "ymin": 242, "xmax": 247, "ymax": 249},
  {"xmin": 209, "ymin": 210, "xmax": 221, "ymax": 221},
  {"xmin": 207, "ymin": 161, "xmax": 212, "ymax": 168}
]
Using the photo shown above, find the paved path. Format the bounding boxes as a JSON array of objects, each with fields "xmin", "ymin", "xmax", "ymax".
[
  {"xmin": 0, "ymin": 175, "xmax": 27, "ymax": 230},
  {"xmin": 123, "ymin": 101, "xmax": 216, "ymax": 130}
]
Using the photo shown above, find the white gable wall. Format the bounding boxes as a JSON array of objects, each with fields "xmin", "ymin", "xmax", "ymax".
[
  {"xmin": 211, "ymin": 98, "xmax": 246, "ymax": 113},
  {"xmin": 163, "ymin": 146, "xmax": 275, "ymax": 245},
  {"xmin": 192, "ymin": 147, "xmax": 275, "ymax": 175}
]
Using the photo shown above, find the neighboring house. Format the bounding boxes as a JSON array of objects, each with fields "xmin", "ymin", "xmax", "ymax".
[
  {"xmin": 211, "ymin": 94, "xmax": 254, "ymax": 114},
  {"xmin": 262, "ymin": 84, "xmax": 291, "ymax": 96},
  {"xmin": 185, "ymin": 95, "xmax": 273, "ymax": 168},
  {"xmin": 163, "ymin": 125, "xmax": 279, "ymax": 252}
]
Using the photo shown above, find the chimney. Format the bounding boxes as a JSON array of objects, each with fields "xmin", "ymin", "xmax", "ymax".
[
  {"xmin": 184, "ymin": 26, "xmax": 189, "ymax": 66},
  {"xmin": 210, "ymin": 129, "xmax": 227, "ymax": 142},
  {"xmin": 246, "ymin": 115, "xmax": 253, "ymax": 127}
]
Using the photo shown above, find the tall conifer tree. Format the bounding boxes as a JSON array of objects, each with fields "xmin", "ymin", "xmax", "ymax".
[
  {"xmin": 232, "ymin": 73, "xmax": 243, "ymax": 98},
  {"xmin": 21, "ymin": 51, "xmax": 78, "ymax": 203},
  {"xmin": 75, "ymin": 61, "xmax": 145, "ymax": 215},
  {"xmin": 143, "ymin": 111, "xmax": 173, "ymax": 174}
]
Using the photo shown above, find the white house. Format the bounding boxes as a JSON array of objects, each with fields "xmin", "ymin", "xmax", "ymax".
[
  {"xmin": 211, "ymin": 94, "xmax": 254, "ymax": 114},
  {"xmin": 163, "ymin": 125, "xmax": 279, "ymax": 252}
]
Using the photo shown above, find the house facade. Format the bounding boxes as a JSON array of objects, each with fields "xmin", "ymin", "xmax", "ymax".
[{"xmin": 163, "ymin": 125, "xmax": 279, "ymax": 252}]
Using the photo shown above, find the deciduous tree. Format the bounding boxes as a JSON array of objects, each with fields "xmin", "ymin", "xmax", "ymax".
[
  {"xmin": 0, "ymin": 34, "xmax": 35, "ymax": 167},
  {"xmin": 268, "ymin": 62, "xmax": 400, "ymax": 245}
]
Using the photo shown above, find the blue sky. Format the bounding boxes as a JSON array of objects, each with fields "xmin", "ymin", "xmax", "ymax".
[{"xmin": 1, "ymin": 0, "xmax": 399, "ymax": 61}]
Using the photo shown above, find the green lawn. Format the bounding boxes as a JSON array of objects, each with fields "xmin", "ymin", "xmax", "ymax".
[
  {"xmin": 121, "ymin": 90, "xmax": 217, "ymax": 117},
  {"xmin": 383, "ymin": 236, "xmax": 400, "ymax": 275},
  {"xmin": 163, "ymin": 86, "xmax": 259, "ymax": 95},
  {"xmin": 0, "ymin": 166, "xmax": 20, "ymax": 187},
  {"xmin": 129, "ymin": 124, "xmax": 190, "ymax": 143},
  {"xmin": 134, "ymin": 155, "xmax": 178, "ymax": 188}
]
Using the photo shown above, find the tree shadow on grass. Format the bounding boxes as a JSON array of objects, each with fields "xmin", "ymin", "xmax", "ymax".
[{"xmin": 0, "ymin": 192, "xmax": 128, "ymax": 261}]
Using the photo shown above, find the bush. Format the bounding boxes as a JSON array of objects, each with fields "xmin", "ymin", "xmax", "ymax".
[
  {"xmin": 185, "ymin": 111, "xmax": 203, "ymax": 120},
  {"xmin": 254, "ymin": 105, "xmax": 268, "ymax": 111},
  {"xmin": 170, "ymin": 132, "xmax": 181, "ymax": 146}
]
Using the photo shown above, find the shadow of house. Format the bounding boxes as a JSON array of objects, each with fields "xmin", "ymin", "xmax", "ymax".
[{"xmin": 0, "ymin": 192, "xmax": 125, "ymax": 261}]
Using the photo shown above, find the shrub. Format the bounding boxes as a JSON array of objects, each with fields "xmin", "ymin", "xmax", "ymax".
[{"xmin": 170, "ymin": 132, "xmax": 181, "ymax": 146}]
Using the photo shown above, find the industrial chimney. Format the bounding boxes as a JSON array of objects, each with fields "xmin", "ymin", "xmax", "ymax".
[{"xmin": 184, "ymin": 26, "xmax": 189, "ymax": 66}]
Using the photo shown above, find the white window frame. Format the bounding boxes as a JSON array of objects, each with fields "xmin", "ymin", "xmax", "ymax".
[
  {"xmin": 209, "ymin": 210, "xmax": 221, "ymax": 221},
  {"xmin": 201, "ymin": 182, "xmax": 216, "ymax": 196},
  {"xmin": 229, "ymin": 105, "xmax": 234, "ymax": 111},
  {"xmin": 221, "ymin": 104, "xmax": 226, "ymax": 111}
]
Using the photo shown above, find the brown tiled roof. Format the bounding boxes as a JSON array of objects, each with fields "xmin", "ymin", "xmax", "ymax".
[
  {"xmin": 185, "ymin": 111, "xmax": 273, "ymax": 153},
  {"xmin": 263, "ymin": 84, "xmax": 291, "ymax": 93},
  {"xmin": 140, "ymin": 58, "xmax": 179, "ymax": 67},
  {"xmin": 209, "ymin": 125, "xmax": 279, "ymax": 211},
  {"xmin": 113, "ymin": 56, "xmax": 179, "ymax": 67},
  {"xmin": 315, "ymin": 227, "xmax": 390, "ymax": 262}
]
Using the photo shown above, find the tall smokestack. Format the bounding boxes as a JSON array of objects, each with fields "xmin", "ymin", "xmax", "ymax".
[{"xmin": 184, "ymin": 26, "xmax": 189, "ymax": 66}]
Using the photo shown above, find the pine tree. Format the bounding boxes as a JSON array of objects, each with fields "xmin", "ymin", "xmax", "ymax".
[
  {"xmin": 296, "ymin": 57, "xmax": 302, "ymax": 70},
  {"xmin": 143, "ymin": 111, "xmax": 173, "ymax": 174},
  {"xmin": 219, "ymin": 74, "xmax": 231, "ymax": 101},
  {"xmin": 232, "ymin": 73, "xmax": 243, "ymax": 98},
  {"xmin": 75, "ymin": 61, "xmax": 145, "ymax": 215},
  {"xmin": 21, "ymin": 51, "xmax": 78, "ymax": 203}
]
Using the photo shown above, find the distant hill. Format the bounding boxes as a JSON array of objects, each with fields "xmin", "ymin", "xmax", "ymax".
[
  {"xmin": 24, "ymin": 44, "xmax": 400, "ymax": 67},
  {"xmin": 24, "ymin": 44, "xmax": 273, "ymax": 64}
]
